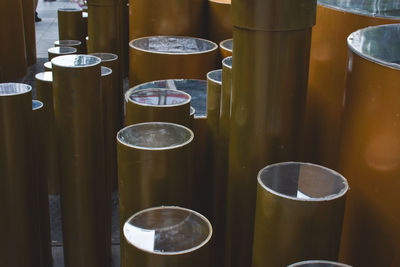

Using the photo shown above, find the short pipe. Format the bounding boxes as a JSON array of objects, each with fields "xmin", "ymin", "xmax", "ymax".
[
  {"xmin": 287, "ymin": 260, "xmax": 352, "ymax": 267},
  {"xmin": 48, "ymin": 46, "xmax": 77, "ymax": 61},
  {"xmin": 54, "ymin": 39, "xmax": 83, "ymax": 53},
  {"xmin": 219, "ymin": 38, "xmax": 233, "ymax": 59}
]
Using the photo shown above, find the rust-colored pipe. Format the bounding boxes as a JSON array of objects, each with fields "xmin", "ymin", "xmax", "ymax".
[
  {"xmin": 21, "ymin": 0, "xmax": 36, "ymax": 66},
  {"xmin": 301, "ymin": 0, "xmax": 400, "ymax": 169},
  {"xmin": 208, "ymin": 0, "xmax": 232, "ymax": 44},
  {"xmin": 219, "ymin": 38, "xmax": 232, "ymax": 59},
  {"xmin": 226, "ymin": 0, "xmax": 317, "ymax": 265},
  {"xmin": 338, "ymin": 24, "xmax": 400, "ymax": 267},
  {"xmin": 48, "ymin": 46, "xmax": 77, "ymax": 61},
  {"xmin": 123, "ymin": 206, "xmax": 212, "ymax": 267},
  {"xmin": 117, "ymin": 122, "xmax": 194, "ymax": 267},
  {"xmin": 58, "ymin": 8, "xmax": 86, "ymax": 46},
  {"xmin": 129, "ymin": 36, "xmax": 218, "ymax": 86}
]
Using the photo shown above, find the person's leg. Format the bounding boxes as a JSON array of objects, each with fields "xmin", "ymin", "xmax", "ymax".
[{"xmin": 34, "ymin": 0, "xmax": 41, "ymax": 22}]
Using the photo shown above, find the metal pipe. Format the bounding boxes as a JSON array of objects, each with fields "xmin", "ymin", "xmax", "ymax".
[
  {"xmin": 208, "ymin": 0, "xmax": 232, "ymax": 44},
  {"xmin": 48, "ymin": 46, "xmax": 77, "ymax": 61},
  {"xmin": 57, "ymin": 8, "xmax": 86, "ymax": 46},
  {"xmin": 82, "ymin": 11, "xmax": 88, "ymax": 52},
  {"xmin": 0, "ymin": 83, "xmax": 39, "ymax": 267},
  {"xmin": 226, "ymin": 0, "xmax": 317, "ymax": 265},
  {"xmin": 117, "ymin": 122, "xmax": 194, "ymax": 267},
  {"xmin": 51, "ymin": 55, "xmax": 110, "ymax": 267},
  {"xmin": 219, "ymin": 38, "xmax": 232, "ymax": 59},
  {"xmin": 287, "ymin": 260, "xmax": 352, "ymax": 267},
  {"xmin": 252, "ymin": 162, "xmax": 348, "ymax": 267},
  {"xmin": 129, "ymin": 36, "xmax": 218, "ymax": 86},
  {"xmin": 338, "ymin": 24, "xmax": 400, "ymax": 267},
  {"xmin": 123, "ymin": 206, "xmax": 212, "ymax": 267},
  {"xmin": 21, "ymin": 0, "xmax": 36, "ymax": 65},
  {"xmin": 302, "ymin": 0, "xmax": 400, "ymax": 169},
  {"xmin": 190, "ymin": 106, "xmax": 195, "ymax": 129},
  {"xmin": 125, "ymin": 88, "xmax": 191, "ymax": 126},
  {"xmin": 54, "ymin": 40, "xmax": 83, "ymax": 53},
  {"xmin": 44, "ymin": 62, "xmax": 52, "ymax": 71},
  {"xmin": 35, "ymin": 72, "xmax": 59, "ymax": 195},
  {"xmin": 32, "ymin": 100, "xmax": 52, "ymax": 267}
]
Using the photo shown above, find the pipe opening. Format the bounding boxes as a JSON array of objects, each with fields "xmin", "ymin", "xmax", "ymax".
[
  {"xmin": 55, "ymin": 40, "xmax": 81, "ymax": 47},
  {"xmin": 51, "ymin": 55, "xmax": 101, "ymax": 68},
  {"xmin": 90, "ymin": 52, "xmax": 118, "ymax": 62},
  {"xmin": 0, "ymin": 83, "xmax": 32, "ymax": 96},
  {"xmin": 44, "ymin": 62, "xmax": 52, "ymax": 70},
  {"xmin": 348, "ymin": 24, "xmax": 400, "ymax": 69},
  {"xmin": 123, "ymin": 206, "xmax": 212, "ymax": 255},
  {"xmin": 258, "ymin": 162, "xmax": 348, "ymax": 201},
  {"xmin": 131, "ymin": 36, "xmax": 217, "ymax": 54},
  {"xmin": 58, "ymin": 8, "xmax": 82, "ymax": 12},
  {"xmin": 223, "ymin": 56, "xmax": 232, "ymax": 69},
  {"xmin": 132, "ymin": 79, "xmax": 207, "ymax": 116},
  {"xmin": 319, "ymin": 0, "xmax": 400, "ymax": 18},
  {"xmin": 209, "ymin": 0, "xmax": 231, "ymax": 4},
  {"xmin": 101, "ymin": 66, "xmax": 112, "ymax": 76},
  {"xmin": 48, "ymin": 47, "xmax": 77, "ymax": 54},
  {"xmin": 117, "ymin": 122, "xmax": 193, "ymax": 150},
  {"xmin": 35, "ymin": 72, "xmax": 53, "ymax": 82},
  {"xmin": 128, "ymin": 88, "xmax": 191, "ymax": 107},
  {"xmin": 190, "ymin": 106, "xmax": 195, "ymax": 116},
  {"xmin": 288, "ymin": 260, "xmax": 352, "ymax": 267},
  {"xmin": 32, "ymin": 100, "xmax": 43, "ymax": 110},
  {"xmin": 220, "ymin": 39, "xmax": 233, "ymax": 51},
  {"xmin": 207, "ymin": 69, "xmax": 222, "ymax": 84}
]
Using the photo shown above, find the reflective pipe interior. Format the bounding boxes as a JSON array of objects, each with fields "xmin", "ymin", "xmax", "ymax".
[
  {"xmin": 51, "ymin": 55, "xmax": 101, "ymax": 68},
  {"xmin": 58, "ymin": 8, "xmax": 82, "ymax": 12},
  {"xmin": 348, "ymin": 24, "xmax": 400, "ymax": 69},
  {"xmin": 288, "ymin": 260, "xmax": 352, "ymax": 267},
  {"xmin": 128, "ymin": 88, "xmax": 191, "ymax": 107},
  {"xmin": 32, "ymin": 100, "xmax": 43, "ymax": 110},
  {"xmin": 35, "ymin": 72, "xmax": 53, "ymax": 82},
  {"xmin": 0, "ymin": 83, "xmax": 32, "ymax": 96},
  {"xmin": 207, "ymin": 69, "xmax": 222, "ymax": 84},
  {"xmin": 48, "ymin": 47, "xmax": 77, "ymax": 54},
  {"xmin": 54, "ymin": 40, "xmax": 82, "ymax": 46},
  {"xmin": 101, "ymin": 66, "xmax": 112, "ymax": 76},
  {"xmin": 90, "ymin": 52, "xmax": 118, "ymax": 62},
  {"xmin": 44, "ymin": 62, "xmax": 52, "ymax": 70},
  {"xmin": 123, "ymin": 206, "xmax": 212, "ymax": 255},
  {"xmin": 190, "ymin": 106, "xmax": 195, "ymax": 116},
  {"xmin": 220, "ymin": 39, "xmax": 233, "ymax": 51},
  {"xmin": 117, "ymin": 122, "xmax": 193, "ymax": 150},
  {"xmin": 222, "ymin": 56, "xmax": 232, "ymax": 68},
  {"xmin": 258, "ymin": 162, "xmax": 348, "ymax": 201}
]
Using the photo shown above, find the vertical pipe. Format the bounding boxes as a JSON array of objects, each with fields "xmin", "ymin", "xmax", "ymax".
[
  {"xmin": 0, "ymin": 83, "xmax": 39, "ymax": 267},
  {"xmin": 57, "ymin": 8, "xmax": 86, "ymax": 50},
  {"xmin": 117, "ymin": 122, "xmax": 194, "ymax": 267},
  {"xmin": 44, "ymin": 62, "xmax": 52, "ymax": 72},
  {"xmin": 48, "ymin": 47, "xmax": 77, "ymax": 61},
  {"xmin": 338, "ymin": 24, "xmax": 400, "ymax": 267},
  {"xmin": 219, "ymin": 39, "xmax": 232, "ymax": 59},
  {"xmin": 32, "ymin": 100, "xmax": 52, "ymax": 267},
  {"xmin": 287, "ymin": 260, "xmax": 352, "ymax": 267},
  {"xmin": 21, "ymin": 0, "xmax": 37, "ymax": 65},
  {"xmin": 35, "ymin": 72, "xmax": 59, "ymax": 195},
  {"xmin": 226, "ymin": 0, "xmax": 317, "ymax": 265},
  {"xmin": 252, "ymin": 162, "xmax": 348, "ymax": 267},
  {"xmin": 208, "ymin": 0, "xmax": 232, "ymax": 44},
  {"xmin": 123, "ymin": 206, "xmax": 212, "ymax": 267},
  {"xmin": 51, "ymin": 55, "xmax": 110, "ymax": 267}
]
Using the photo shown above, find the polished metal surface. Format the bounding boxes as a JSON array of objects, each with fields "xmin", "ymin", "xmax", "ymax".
[
  {"xmin": 288, "ymin": 260, "xmax": 352, "ymax": 267},
  {"xmin": 57, "ymin": 8, "xmax": 86, "ymax": 46},
  {"xmin": 208, "ymin": 0, "xmax": 232, "ymax": 43},
  {"xmin": 219, "ymin": 38, "xmax": 233, "ymax": 59},
  {"xmin": 48, "ymin": 46, "xmax": 77, "ymax": 60}
]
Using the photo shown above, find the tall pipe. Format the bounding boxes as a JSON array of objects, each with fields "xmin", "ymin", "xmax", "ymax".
[
  {"xmin": 123, "ymin": 206, "xmax": 212, "ymax": 267},
  {"xmin": 58, "ymin": 8, "xmax": 86, "ymax": 46},
  {"xmin": 0, "ymin": 83, "xmax": 39, "ymax": 267},
  {"xmin": 51, "ymin": 55, "xmax": 110, "ymax": 267},
  {"xmin": 226, "ymin": 0, "xmax": 317, "ymax": 265},
  {"xmin": 288, "ymin": 260, "xmax": 352, "ymax": 267},
  {"xmin": 125, "ymin": 88, "xmax": 191, "ymax": 126},
  {"xmin": 252, "ymin": 162, "xmax": 348, "ymax": 267},
  {"xmin": 208, "ymin": 0, "xmax": 232, "ymax": 44},
  {"xmin": 21, "ymin": 0, "xmax": 36, "ymax": 65},
  {"xmin": 129, "ymin": 36, "xmax": 218, "ymax": 86},
  {"xmin": 219, "ymin": 38, "xmax": 232, "ymax": 59},
  {"xmin": 48, "ymin": 46, "xmax": 77, "ymax": 61},
  {"xmin": 117, "ymin": 122, "xmax": 194, "ymax": 267},
  {"xmin": 338, "ymin": 24, "xmax": 400, "ymax": 267},
  {"xmin": 301, "ymin": 0, "xmax": 400, "ymax": 169},
  {"xmin": 35, "ymin": 72, "xmax": 59, "ymax": 194}
]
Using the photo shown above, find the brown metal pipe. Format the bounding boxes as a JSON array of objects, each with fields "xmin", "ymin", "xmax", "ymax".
[
  {"xmin": 252, "ymin": 162, "xmax": 348, "ymax": 267},
  {"xmin": 48, "ymin": 46, "xmax": 77, "ymax": 61},
  {"xmin": 35, "ymin": 72, "xmax": 59, "ymax": 195},
  {"xmin": 123, "ymin": 206, "xmax": 212, "ymax": 267},
  {"xmin": 51, "ymin": 55, "xmax": 110, "ymax": 267},
  {"xmin": 129, "ymin": 36, "xmax": 218, "ymax": 86},
  {"xmin": 57, "ymin": 8, "xmax": 86, "ymax": 45},
  {"xmin": 208, "ymin": 0, "xmax": 232, "ymax": 44},
  {"xmin": 219, "ymin": 38, "xmax": 232, "ymax": 59},
  {"xmin": 117, "ymin": 122, "xmax": 194, "ymax": 267},
  {"xmin": 21, "ymin": 0, "xmax": 37, "ymax": 65},
  {"xmin": 338, "ymin": 24, "xmax": 400, "ymax": 267}
]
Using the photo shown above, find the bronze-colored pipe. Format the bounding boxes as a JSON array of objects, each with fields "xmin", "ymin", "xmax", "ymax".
[
  {"xmin": 32, "ymin": 100, "xmax": 52, "ymax": 267},
  {"xmin": 226, "ymin": 0, "xmax": 317, "ymax": 266},
  {"xmin": 54, "ymin": 40, "xmax": 83, "ymax": 53},
  {"xmin": 117, "ymin": 122, "xmax": 194, "ymax": 267},
  {"xmin": 302, "ymin": 1, "xmax": 400, "ymax": 169},
  {"xmin": 219, "ymin": 38, "xmax": 232, "ymax": 59},
  {"xmin": 129, "ymin": 36, "xmax": 218, "ymax": 86},
  {"xmin": 252, "ymin": 162, "xmax": 348, "ymax": 267},
  {"xmin": 0, "ymin": 83, "xmax": 39, "ymax": 267},
  {"xmin": 128, "ymin": 0, "xmax": 208, "ymax": 41},
  {"xmin": 57, "ymin": 8, "xmax": 86, "ymax": 45},
  {"xmin": 123, "ymin": 206, "xmax": 212, "ymax": 267},
  {"xmin": 116, "ymin": 0, "xmax": 129, "ymax": 78},
  {"xmin": 82, "ymin": 11, "xmax": 88, "ymax": 52},
  {"xmin": 21, "ymin": 0, "xmax": 36, "ymax": 66},
  {"xmin": 288, "ymin": 260, "xmax": 352, "ymax": 267},
  {"xmin": 125, "ymin": 88, "xmax": 191, "ymax": 126},
  {"xmin": 190, "ymin": 106, "xmax": 195, "ymax": 129},
  {"xmin": 338, "ymin": 24, "xmax": 400, "ymax": 267},
  {"xmin": 44, "ymin": 62, "xmax": 52, "ymax": 71},
  {"xmin": 51, "ymin": 55, "xmax": 110, "ymax": 267},
  {"xmin": 0, "ymin": 1, "xmax": 27, "ymax": 81},
  {"xmin": 35, "ymin": 72, "xmax": 59, "ymax": 195},
  {"xmin": 48, "ymin": 46, "xmax": 77, "ymax": 61},
  {"xmin": 208, "ymin": 0, "xmax": 232, "ymax": 44}
]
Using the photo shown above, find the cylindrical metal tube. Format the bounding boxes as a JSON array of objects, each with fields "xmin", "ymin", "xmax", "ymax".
[
  {"xmin": 123, "ymin": 206, "xmax": 212, "ymax": 267},
  {"xmin": 219, "ymin": 38, "xmax": 232, "ymax": 59},
  {"xmin": 302, "ymin": 1, "xmax": 400, "ymax": 169},
  {"xmin": 208, "ymin": 0, "xmax": 232, "ymax": 44},
  {"xmin": 117, "ymin": 122, "xmax": 194, "ymax": 267},
  {"xmin": 288, "ymin": 260, "xmax": 352, "ymax": 267},
  {"xmin": 0, "ymin": 83, "xmax": 39, "ymax": 267},
  {"xmin": 125, "ymin": 88, "xmax": 191, "ymax": 126},
  {"xmin": 54, "ymin": 40, "xmax": 83, "ymax": 53},
  {"xmin": 226, "ymin": 0, "xmax": 317, "ymax": 265},
  {"xmin": 21, "ymin": 0, "xmax": 36, "ymax": 66},
  {"xmin": 32, "ymin": 100, "xmax": 52, "ymax": 267},
  {"xmin": 129, "ymin": 36, "xmax": 218, "ymax": 86},
  {"xmin": 82, "ymin": 11, "xmax": 88, "ymax": 52},
  {"xmin": 48, "ymin": 46, "xmax": 77, "ymax": 61},
  {"xmin": 253, "ymin": 162, "xmax": 348, "ymax": 267},
  {"xmin": 128, "ymin": 0, "xmax": 207, "ymax": 41},
  {"xmin": 0, "ymin": 1, "xmax": 27, "ymax": 81},
  {"xmin": 57, "ymin": 8, "xmax": 86, "ymax": 44},
  {"xmin": 51, "ymin": 55, "xmax": 110, "ymax": 267},
  {"xmin": 35, "ymin": 72, "xmax": 59, "ymax": 195},
  {"xmin": 44, "ymin": 62, "xmax": 52, "ymax": 71},
  {"xmin": 190, "ymin": 106, "xmax": 196, "ymax": 129},
  {"xmin": 338, "ymin": 24, "xmax": 400, "ymax": 267}
]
